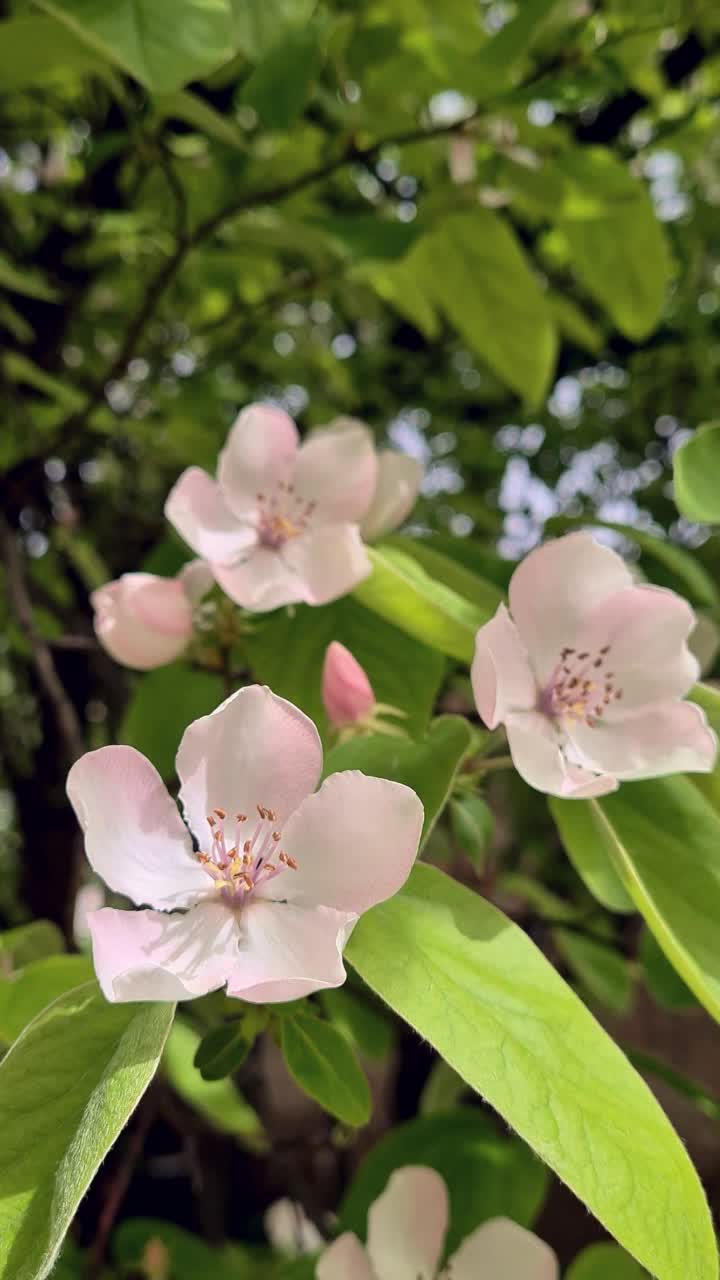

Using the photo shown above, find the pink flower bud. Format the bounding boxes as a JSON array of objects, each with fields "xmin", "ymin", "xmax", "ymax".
[
  {"xmin": 91, "ymin": 563, "xmax": 209, "ymax": 671},
  {"xmin": 322, "ymin": 642, "xmax": 375, "ymax": 727}
]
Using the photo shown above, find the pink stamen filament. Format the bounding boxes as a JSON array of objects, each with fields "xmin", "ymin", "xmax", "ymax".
[
  {"xmin": 256, "ymin": 482, "xmax": 318, "ymax": 550},
  {"xmin": 198, "ymin": 803, "xmax": 298, "ymax": 904},
  {"xmin": 541, "ymin": 644, "xmax": 623, "ymax": 728}
]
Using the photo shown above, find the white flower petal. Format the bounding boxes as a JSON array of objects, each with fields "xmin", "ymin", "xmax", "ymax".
[
  {"xmin": 66, "ymin": 746, "xmax": 207, "ymax": 909},
  {"xmin": 471, "ymin": 604, "xmax": 537, "ymax": 729},
  {"xmin": 89, "ymin": 902, "xmax": 238, "ymax": 1002},
  {"xmin": 446, "ymin": 1217, "xmax": 559, "ymax": 1280},
  {"xmin": 164, "ymin": 467, "xmax": 258, "ymax": 564},
  {"xmin": 218, "ymin": 403, "xmax": 299, "ymax": 517},
  {"xmin": 567, "ymin": 700, "xmax": 716, "ymax": 781},
  {"xmin": 367, "ymin": 1166, "xmax": 448, "ymax": 1280},
  {"xmin": 360, "ymin": 449, "xmax": 423, "ymax": 541},
  {"xmin": 292, "ymin": 423, "xmax": 377, "ymax": 524},
  {"xmin": 505, "ymin": 711, "xmax": 617, "ymax": 799},
  {"xmin": 317, "ymin": 1233, "xmax": 374, "ymax": 1280},
  {"xmin": 225, "ymin": 900, "xmax": 356, "ymax": 1003}
]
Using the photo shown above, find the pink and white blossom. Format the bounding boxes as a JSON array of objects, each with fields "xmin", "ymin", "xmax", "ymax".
[
  {"xmin": 316, "ymin": 1166, "xmax": 558, "ymax": 1280},
  {"xmin": 91, "ymin": 560, "xmax": 212, "ymax": 671},
  {"xmin": 323, "ymin": 416, "xmax": 423, "ymax": 541},
  {"xmin": 66, "ymin": 685, "xmax": 423, "ymax": 1004},
  {"xmin": 472, "ymin": 532, "xmax": 716, "ymax": 798},
  {"xmin": 322, "ymin": 642, "xmax": 376, "ymax": 729},
  {"xmin": 165, "ymin": 405, "xmax": 377, "ymax": 612}
]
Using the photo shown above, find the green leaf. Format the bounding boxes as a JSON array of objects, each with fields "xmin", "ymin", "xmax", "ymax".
[
  {"xmin": 640, "ymin": 928, "xmax": 697, "ymax": 1010},
  {"xmin": 553, "ymin": 928, "xmax": 633, "ymax": 1014},
  {"xmin": 0, "ymin": 16, "xmax": 102, "ymax": 89},
  {"xmin": 279, "ymin": 1009, "xmax": 371, "ymax": 1127},
  {"xmin": 557, "ymin": 148, "xmax": 673, "ymax": 341},
  {"xmin": 0, "ymin": 955, "xmax": 94, "ymax": 1044},
  {"xmin": 231, "ymin": 0, "xmax": 317, "ymax": 60},
  {"xmin": 155, "ymin": 89, "xmax": 247, "ymax": 148},
  {"xmin": 383, "ymin": 535, "xmax": 504, "ymax": 616},
  {"xmin": 113, "ymin": 1218, "xmax": 263, "ymax": 1279},
  {"xmin": 340, "ymin": 1107, "xmax": 548, "ymax": 1256},
  {"xmin": 119, "ymin": 662, "xmax": 225, "ymax": 780},
  {"xmin": 409, "ymin": 211, "xmax": 557, "ymax": 405},
  {"xmin": 587, "ymin": 780, "xmax": 720, "ymax": 1023},
  {"xmin": 192, "ymin": 1021, "xmax": 253, "ymax": 1080},
  {"xmin": 0, "ymin": 921, "xmax": 65, "ymax": 969},
  {"xmin": 347, "ymin": 864, "xmax": 716, "ymax": 1280},
  {"xmin": 449, "ymin": 794, "xmax": 494, "ymax": 870},
  {"xmin": 673, "ymin": 422, "xmax": 720, "ymax": 523},
  {"xmin": 245, "ymin": 594, "xmax": 444, "ymax": 740},
  {"xmin": 566, "ymin": 1242, "xmax": 649, "ymax": 1280},
  {"xmin": 324, "ymin": 715, "xmax": 473, "ymax": 844},
  {"xmin": 418, "ymin": 1058, "xmax": 467, "ymax": 1116},
  {"xmin": 353, "ymin": 546, "xmax": 486, "ymax": 662},
  {"xmin": 627, "ymin": 1048, "xmax": 720, "ymax": 1123},
  {"xmin": 317, "ymin": 985, "xmax": 395, "ymax": 1061},
  {"xmin": 549, "ymin": 796, "xmax": 635, "ymax": 913},
  {"xmin": 163, "ymin": 1020, "xmax": 265, "ymax": 1145},
  {"xmin": 548, "ymin": 293, "xmax": 604, "ymax": 356},
  {"xmin": 241, "ymin": 25, "xmax": 323, "ymax": 130},
  {"xmin": 0, "ymin": 982, "xmax": 174, "ymax": 1280},
  {"xmin": 469, "ymin": 0, "xmax": 559, "ymax": 96},
  {"xmin": 0, "ymin": 253, "xmax": 60, "ymax": 302},
  {"xmin": 36, "ymin": 0, "xmax": 235, "ymax": 94}
]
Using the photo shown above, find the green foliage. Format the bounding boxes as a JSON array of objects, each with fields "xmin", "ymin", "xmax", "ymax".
[
  {"xmin": 119, "ymin": 662, "xmax": 225, "ymax": 779},
  {"xmin": 449, "ymin": 793, "xmax": 495, "ymax": 870},
  {"xmin": 640, "ymin": 929, "xmax": 697, "ymax": 1010},
  {"xmin": 163, "ymin": 1019, "xmax": 265, "ymax": 1144},
  {"xmin": 0, "ymin": 954, "xmax": 94, "ymax": 1043},
  {"xmin": 347, "ymin": 864, "xmax": 717, "ymax": 1280},
  {"xmin": 0, "ymin": 921, "xmax": 66, "ymax": 969},
  {"xmin": 550, "ymin": 797, "xmax": 635, "ymax": 913},
  {"xmin": 673, "ymin": 423, "xmax": 720, "ymax": 523},
  {"xmin": 553, "ymin": 927, "xmax": 633, "ymax": 1014},
  {"xmin": 279, "ymin": 1007, "xmax": 371, "ymax": 1127},
  {"xmin": 0, "ymin": 983, "xmax": 174, "ymax": 1280},
  {"xmin": 113, "ymin": 1218, "xmax": 264, "ymax": 1278},
  {"xmin": 324, "ymin": 715, "xmax": 473, "ymax": 844},
  {"xmin": 245, "ymin": 594, "xmax": 445, "ymax": 739},
  {"xmin": 240, "ymin": 24, "xmax": 324, "ymax": 130},
  {"xmin": 340, "ymin": 1108, "xmax": 548, "ymax": 1258},
  {"xmin": 317, "ymin": 984, "xmax": 395, "ymax": 1061},
  {"xmin": 36, "ymin": 0, "xmax": 235, "ymax": 93},
  {"xmin": 566, "ymin": 1242, "xmax": 649, "ymax": 1280}
]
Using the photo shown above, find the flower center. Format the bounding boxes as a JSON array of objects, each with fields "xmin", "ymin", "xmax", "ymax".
[
  {"xmin": 256, "ymin": 482, "xmax": 317, "ymax": 549},
  {"xmin": 541, "ymin": 644, "xmax": 624, "ymax": 728},
  {"xmin": 197, "ymin": 804, "xmax": 298, "ymax": 905}
]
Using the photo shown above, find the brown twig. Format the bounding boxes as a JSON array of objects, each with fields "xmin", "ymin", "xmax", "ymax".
[{"xmin": 0, "ymin": 511, "xmax": 85, "ymax": 765}]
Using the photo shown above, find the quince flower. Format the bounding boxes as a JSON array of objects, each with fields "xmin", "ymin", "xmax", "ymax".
[
  {"xmin": 165, "ymin": 405, "xmax": 377, "ymax": 612},
  {"xmin": 92, "ymin": 560, "xmax": 212, "ymax": 671},
  {"xmin": 472, "ymin": 532, "xmax": 716, "ymax": 798},
  {"xmin": 322, "ymin": 416, "xmax": 424, "ymax": 541},
  {"xmin": 316, "ymin": 1166, "xmax": 557, "ymax": 1279},
  {"xmin": 66, "ymin": 685, "xmax": 423, "ymax": 1003}
]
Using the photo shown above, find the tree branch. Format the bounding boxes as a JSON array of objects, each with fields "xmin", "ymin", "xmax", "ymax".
[{"xmin": 0, "ymin": 512, "xmax": 85, "ymax": 765}]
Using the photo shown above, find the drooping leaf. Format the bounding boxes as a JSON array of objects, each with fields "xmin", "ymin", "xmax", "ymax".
[
  {"xmin": 279, "ymin": 1009, "xmax": 371, "ymax": 1127},
  {"xmin": 317, "ymin": 985, "xmax": 395, "ymax": 1061},
  {"xmin": 163, "ymin": 1020, "xmax": 265, "ymax": 1145},
  {"xmin": 408, "ymin": 211, "xmax": 557, "ymax": 404},
  {"xmin": 640, "ymin": 928, "xmax": 697, "ymax": 1010},
  {"xmin": 0, "ymin": 982, "xmax": 174, "ymax": 1280},
  {"xmin": 673, "ymin": 422, "xmax": 720, "ymax": 523},
  {"xmin": 347, "ymin": 864, "xmax": 716, "ymax": 1280},
  {"xmin": 323, "ymin": 715, "xmax": 473, "ymax": 843},
  {"xmin": 36, "ymin": 0, "xmax": 235, "ymax": 94},
  {"xmin": 557, "ymin": 147, "xmax": 673, "ymax": 341},
  {"xmin": 353, "ymin": 546, "xmax": 486, "ymax": 663},
  {"xmin": 340, "ymin": 1108, "xmax": 548, "ymax": 1256}
]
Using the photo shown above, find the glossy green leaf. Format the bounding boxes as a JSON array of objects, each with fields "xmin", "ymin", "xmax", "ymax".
[
  {"xmin": 163, "ymin": 1020, "xmax": 265, "ymax": 1144},
  {"xmin": 549, "ymin": 796, "xmax": 635, "ymax": 913},
  {"xmin": 0, "ymin": 982, "xmax": 174, "ymax": 1280},
  {"xmin": 673, "ymin": 422, "xmax": 720, "ymax": 523},
  {"xmin": 323, "ymin": 715, "xmax": 473, "ymax": 843},
  {"xmin": 347, "ymin": 864, "xmax": 716, "ymax": 1280},
  {"xmin": 383, "ymin": 536, "xmax": 504, "ymax": 616},
  {"xmin": 340, "ymin": 1108, "xmax": 548, "ymax": 1256},
  {"xmin": 0, "ymin": 16, "xmax": 102, "ymax": 89},
  {"xmin": 409, "ymin": 211, "xmax": 557, "ymax": 404},
  {"xmin": 0, "ymin": 253, "xmax": 60, "ymax": 302},
  {"xmin": 317, "ymin": 985, "xmax": 395, "ymax": 1061},
  {"xmin": 471, "ymin": 0, "xmax": 559, "ymax": 97},
  {"xmin": 418, "ymin": 1058, "xmax": 467, "ymax": 1116},
  {"xmin": 192, "ymin": 1020, "xmax": 254, "ymax": 1080},
  {"xmin": 241, "ymin": 25, "xmax": 323, "ymax": 129},
  {"xmin": 0, "ymin": 955, "xmax": 94, "ymax": 1044},
  {"xmin": 120, "ymin": 662, "xmax": 224, "ymax": 780},
  {"xmin": 155, "ymin": 90, "xmax": 247, "ymax": 148},
  {"xmin": 566, "ymin": 1242, "xmax": 648, "ymax": 1280},
  {"xmin": 280, "ymin": 1009, "xmax": 371, "ymax": 1127},
  {"xmin": 353, "ymin": 546, "xmax": 486, "ymax": 662},
  {"xmin": 245, "ymin": 594, "xmax": 444, "ymax": 739},
  {"xmin": 36, "ymin": 0, "xmax": 235, "ymax": 94},
  {"xmin": 231, "ymin": 0, "xmax": 317, "ymax": 59},
  {"xmin": 587, "ymin": 780, "xmax": 720, "ymax": 1023},
  {"xmin": 553, "ymin": 928, "xmax": 633, "ymax": 1014},
  {"xmin": 557, "ymin": 148, "xmax": 673, "ymax": 341},
  {"xmin": 627, "ymin": 1049, "xmax": 720, "ymax": 1123}
]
